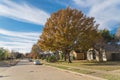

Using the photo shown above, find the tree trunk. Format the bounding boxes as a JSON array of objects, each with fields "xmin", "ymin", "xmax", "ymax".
[
  {"xmin": 84, "ymin": 53, "xmax": 87, "ymax": 60},
  {"xmin": 64, "ymin": 53, "xmax": 67, "ymax": 61},
  {"xmin": 68, "ymin": 53, "xmax": 72, "ymax": 63}
]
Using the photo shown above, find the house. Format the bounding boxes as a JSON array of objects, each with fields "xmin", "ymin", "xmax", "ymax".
[
  {"xmin": 70, "ymin": 50, "xmax": 84, "ymax": 60},
  {"xmin": 102, "ymin": 43, "xmax": 120, "ymax": 61},
  {"xmin": 87, "ymin": 43, "xmax": 120, "ymax": 61}
]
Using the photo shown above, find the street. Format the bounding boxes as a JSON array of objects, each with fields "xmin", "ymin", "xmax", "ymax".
[{"xmin": 0, "ymin": 59, "xmax": 104, "ymax": 80}]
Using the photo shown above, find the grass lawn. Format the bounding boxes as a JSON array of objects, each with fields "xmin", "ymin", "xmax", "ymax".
[
  {"xmin": 46, "ymin": 63, "xmax": 95, "ymax": 74},
  {"xmin": 56, "ymin": 60, "xmax": 120, "ymax": 71},
  {"xmin": 42, "ymin": 60, "xmax": 120, "ymax": 80},
  {"xmin": 0, "ymin": 59, "xmax": 19, "ymax": 67}
]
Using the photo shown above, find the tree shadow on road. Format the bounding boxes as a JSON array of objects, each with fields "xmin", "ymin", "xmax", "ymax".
[{"xmin": 0, "ymin": 75, "xmax": 10, "ymax": 78}]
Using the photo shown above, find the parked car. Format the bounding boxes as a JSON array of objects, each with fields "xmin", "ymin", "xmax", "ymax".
[{"xmin": 33, "ymin": 60, "xmax": 40, "ymax": 65}]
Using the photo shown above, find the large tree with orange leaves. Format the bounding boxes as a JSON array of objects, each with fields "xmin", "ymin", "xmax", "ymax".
[{"xmin": 37, "ymin": 7, "xmax": 100, "ymax": 63}]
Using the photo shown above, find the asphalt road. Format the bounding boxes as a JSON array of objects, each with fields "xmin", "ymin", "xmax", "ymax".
[{"xmin": 0, "ymin": 59, "xmax": 105, "ymax": 80}]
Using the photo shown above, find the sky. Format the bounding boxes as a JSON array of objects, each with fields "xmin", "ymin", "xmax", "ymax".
[{"xmin": 0, "ymin": 0, "xmax": 120, "ymax": 53}]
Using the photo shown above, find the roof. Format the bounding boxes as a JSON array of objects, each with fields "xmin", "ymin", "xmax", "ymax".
[{"xmin": 103, "ymin": 44, "xmax": 120, "ymax": 53}]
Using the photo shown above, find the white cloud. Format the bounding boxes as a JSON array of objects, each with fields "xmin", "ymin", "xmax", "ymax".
[
  {"xmin": 73, "ymin": 0, "xmax": 101, "ymax": 7},
  {"xmin": 0, "ymin": 28, "xmax": 40, "ymax": 39},
  {"xmin": 0, "ymin": 0, "xmax": 50, "ymax": 25},
  {"xmin": 73, "ymin": 0, "xmax": 120, "ymax": 31},
  {"xmin": 1, "ymin": 36, "xmax": 36, "ymax": 43},
  {"xmin": 0, "ymin": 29, "xmax": 41, "ymax": 53},
  {"xmin": 0, "ymin": 0, "xmax": 47, "ymax": 53}
]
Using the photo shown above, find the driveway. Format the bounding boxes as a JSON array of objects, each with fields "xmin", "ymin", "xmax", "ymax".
[{"xmin": 0, "ymin": 59, "xmax": 104, "ymax": 80}]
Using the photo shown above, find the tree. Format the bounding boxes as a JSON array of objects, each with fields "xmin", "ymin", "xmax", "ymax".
[
  {"xmin": 31, "ymin": 44, "xmax": 42, "ymax": 59},
  {"xmin": 99, "ymin": 29, "xmax": 114, "ymax": 43},
  {"xmin": 115, "ymin": 27, "xmax": 120, "ymax": 41},
  {"xmin": 0, "ymin": 48, "xmax": 5, "ymax": 60},
  {"xmin": 4, "ymin": 49, "xmax": 11, "ymax": 59},
  {"xmin": 0, "ymin": 48, "xmax": 11, "ymax": 60},
  {"xmin": 37, "ymin": 7, "xmax": 100, "ymax": 63}
]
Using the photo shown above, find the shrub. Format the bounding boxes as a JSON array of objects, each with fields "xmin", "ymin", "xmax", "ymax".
[{"xmin": 47, "ymin": 55, "xmax": 57, "ymax": 62}]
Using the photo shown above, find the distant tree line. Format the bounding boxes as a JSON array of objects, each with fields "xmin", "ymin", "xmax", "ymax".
[
  {"xmin": 0, "ymin": 48, "xmax": 11, "ymax": 60},
  {"xmin": 0, "ymin": 48, "xmax": 24, "ymax": 61}
]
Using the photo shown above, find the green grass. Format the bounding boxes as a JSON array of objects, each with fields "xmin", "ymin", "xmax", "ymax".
[
  {"xmin": 0, "ymin": 59, "xmax": 19, "ymax": 66},
  {"xmin": 56, "ymin": 60, "xmax": 120, "ymax": 71},
  {"xmin": 67, "ymin": 68, "xmax": 95, "ymax": 74},
  {"xmin": 46, "ymin": 63, "xmax": 95, "ymax": 74},
  {"xmin": 95, "ymin": 73, "xmax": 120, "ymax": 80},
  {"xmin": 43, "ymin": 60, "xmax": 120, "ymax": 80}
]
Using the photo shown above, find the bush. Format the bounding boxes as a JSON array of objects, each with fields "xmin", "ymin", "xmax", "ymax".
[
  {"xmin": 45, "ymin": 57, "xmax": 49, "ymax": 62},
  {"xmin": 41, "ymin": 57, "xmax": 45, "ymax": 60},
  {"xmin": 47, "ymin": 55, "xmax": 57, "ymax": 62}
]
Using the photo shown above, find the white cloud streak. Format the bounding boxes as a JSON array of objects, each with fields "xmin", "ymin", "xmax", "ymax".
[
  {"xmin": 0, "ymin": 0, "xmax": 47, "ymax": 53},
  {"xmin": 0, "ymin": 0, "xmax": 50, "ymax": 25},
  {"xmin": 0, "ymin": 29, "xmax": 41, "ymax": 53},
  {"xmin": 0, "ymin": 28, "xmax": 40, "ymax": 39},
  {"xmin": 73, "ymin": 0, "xmax": 120, "ymax": 31}
]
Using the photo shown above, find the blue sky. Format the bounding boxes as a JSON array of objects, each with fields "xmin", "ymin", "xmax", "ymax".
[{"xmin": 0, "ymin": 0, "xmax": 120, "ymax": 53}]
